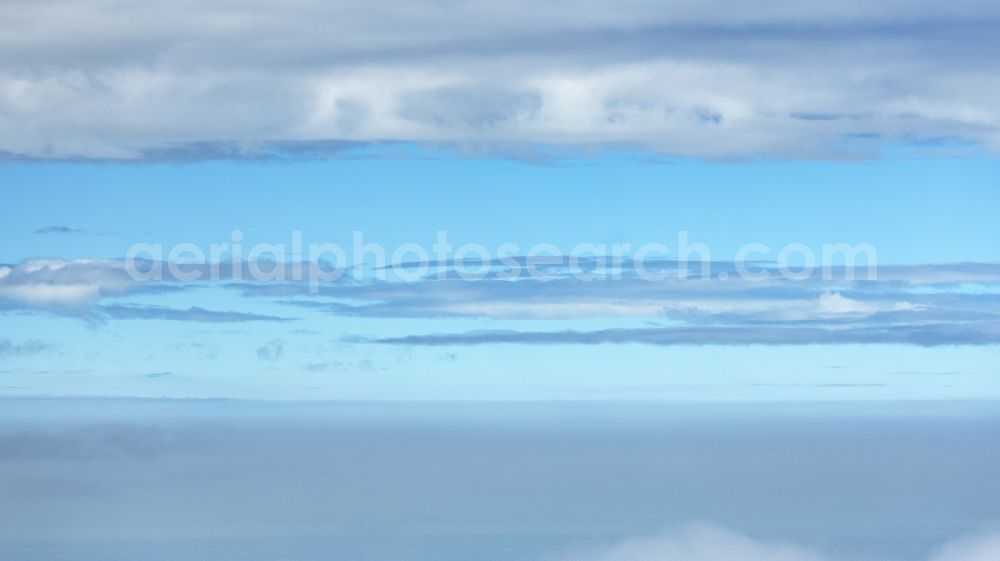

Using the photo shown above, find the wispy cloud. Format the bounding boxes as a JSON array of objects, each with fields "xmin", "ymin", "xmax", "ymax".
[
  {"xmin": 277, "ymin": 261, "xmax": 1000, "ymax": 346},
  {"xmin": 301, "ymin": 260, "xmax": 1000, "ymax": 347},
  {"xmin": 3, "ymin": 257, "xmax": 1000, "ymax": 344},
  {"xmin": 101, "ymin": 304, "xmax": 293, "ymax": 323},
  {"xmin": 356, "ymin": 323, "xmax": 1000, "ymax": 347},
  {"xmin": 32, "ymin": 225, "xmax": 114, "ymax": 236},
  {"xmin": 256, "ymin": 339, "xmax": 286, "ymax": 361},
  {"xmin": 0, "ymin": 259, "xmax": 292, "ymax": 321},
  {"xmin": 0, "ymin": 338, "xmax": 51, "ymax": 358},
  {"xmin": 33, "ymin": 225, "xmax": 87, "ymax": 235}
]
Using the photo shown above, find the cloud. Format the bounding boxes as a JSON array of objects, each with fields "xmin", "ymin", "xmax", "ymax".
[
  {"xmin": 550, "ymin": 525, "xmax": 1000, "ymax": 561},
  {"xmin": 2, "ymin": 0, "xmax": 1000, "ymax": 159},
  {"xmin": 0, "ymin": 259, "xmax": 141, "ymax": 311},
  {"xmin": 101, "ymin": 304, "xmax": 293, "ymax": 323},
  {"xmin": 0, "ymin": 338, "xmax": 51, "ymax": 357},
  {"xmin": 4, "ymin": 257, "xmax": 1000, "ymax": 344},
  {"xmin": 32, "ymin": 225, "xmax": 114, "ymax": 236},
  {"xmin": 246, "ymin": 260, "xmax": 999, "ymax": 346},
  {"xmin": 931, "ymin": 531, "xmax": 1000, "ymax": 561},
  {"xmin": 0, "ymin": 258, "xmax": 354, "ymax": 315},
  {"xmin": 358, "ymin": 323, "xmax": 1000, "ymax": 347},
  {"xmin": 273, "ymin": 261, "xmax": 1000, "ymax": 346},
  {"xmin": 33, "ymin": 225, "xmax": 86, "ymax": 235},
  {"xmin": 0, "ymin": 258, "xmax": 298, "ymax": 320},
  {"xmin": 252, "ymin": 260, "xmax": 1000, "ymax": 321},
  {"xmin": 551, "ymin": 525, "xmax": 827, "ymax": 561},
  {"xmin": 256, "ymin": 339, "xmax": 285, "ymax": 361}
]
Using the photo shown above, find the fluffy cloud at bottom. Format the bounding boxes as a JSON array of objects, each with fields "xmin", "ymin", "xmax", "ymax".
[{"xmin": 551, "ymin": 524, "xmax": 1000, "ymax": 561}]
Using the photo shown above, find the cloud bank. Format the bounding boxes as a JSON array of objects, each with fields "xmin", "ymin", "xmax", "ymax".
[{"xmin": 2, "ymin": 0, "xmax": 999, "ymax": 159}]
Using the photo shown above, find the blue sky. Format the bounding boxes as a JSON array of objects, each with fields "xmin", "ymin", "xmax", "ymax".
[
  {"xmin": 2, "ymin": 152, "xmax": 999, "ymax": 401},
  {"xmin": 3, "ymin": 154, "xmax": 1000, "ymax": 264}
]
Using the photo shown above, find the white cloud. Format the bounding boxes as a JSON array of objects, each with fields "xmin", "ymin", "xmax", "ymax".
[
  {"xmin": 553, "ymin": 525, "xmax": 1000, "ymax": 561},
  {"xmin": 1, "ymin": 0, "xmax": 999, "ymax": 159},
  {"xmin": 554, "ymin": 525, "xmax": 827, "ymax": 561},
  {"xmin": 931, "ymin": 531, "xmax": 1000, "ymax": 561},
  {"xmin": 815, "ymin": 292, "xmax": 878, "ymax": 316},
  {"xmin": 0, "ymin": 283, "xmax": 102, "ymax": 308},
  {"xmin": 0, "ymin": 259, "xmax": 137, "ymax": 310}
]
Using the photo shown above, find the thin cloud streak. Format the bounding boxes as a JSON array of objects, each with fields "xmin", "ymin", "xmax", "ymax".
[
  {"xmin": 0, "ymin": 338, "xmax": 51, "ymax": 358},
  {"xmin": 100, "ymin": 304, "xmax": 293, "ymax": 323},
  {"xmin": 358, "ymin": 323, "xmax": 1000, "ymax": 347}
]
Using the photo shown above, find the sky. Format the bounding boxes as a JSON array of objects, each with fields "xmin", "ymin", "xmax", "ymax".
[
  {"xmin": 3, "ymin": 2, "xmax": 1000, "ymax": 561},
  {"xmin": 2, "ymin": 154, "xmax": 999, "ymax": 400},
  {"xmin": 1, "ymin": 1, "xmax": 999, "ymax": 402}
]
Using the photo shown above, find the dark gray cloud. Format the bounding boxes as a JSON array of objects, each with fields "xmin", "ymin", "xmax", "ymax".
[{"xmin": 1, "ymin": 0, "xmax": 999, "ymax": 159}]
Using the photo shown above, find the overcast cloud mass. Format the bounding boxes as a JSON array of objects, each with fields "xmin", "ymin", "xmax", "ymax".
[{"xmin": 2, "ymin": 0, "xmax": 1000, "ymax": 159}]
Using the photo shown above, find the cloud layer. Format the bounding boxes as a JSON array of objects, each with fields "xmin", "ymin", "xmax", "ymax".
[
  {"xmin": 3, "ymin": 256, "xmax": 1000, "ymax": 346},
  {"xmin": 2, "ymin": 0, "xmax": 999, "ymax": 159}
]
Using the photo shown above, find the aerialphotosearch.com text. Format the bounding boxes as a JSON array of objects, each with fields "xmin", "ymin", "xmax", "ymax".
[{"xmin": 125, "ymin": 230, "xmax": 878, "ymax": 291}]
